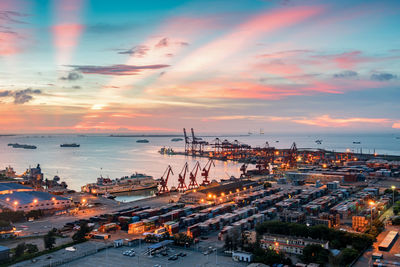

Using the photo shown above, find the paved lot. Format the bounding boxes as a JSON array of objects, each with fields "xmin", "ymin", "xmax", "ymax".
[
  {"xmin": 61, "ymin": 245, "xmax": 248, "ymax": 267},
  {"xmin": 354, "ymin": 226, "xmax": 400, "ymax": 267}
]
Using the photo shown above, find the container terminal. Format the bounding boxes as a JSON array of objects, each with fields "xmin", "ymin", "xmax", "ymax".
[{"xmin": 1, "ymin": 131, "xmax": 400, "ymax": 267}]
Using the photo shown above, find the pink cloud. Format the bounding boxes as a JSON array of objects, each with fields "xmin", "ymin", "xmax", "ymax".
[
  {"xmin": 292, "ymin": 115, "xmax": 391, "ymax": 128},
  {"xmin": 392, "ymin": 122, "xmax": 400, "ymax": 129}
]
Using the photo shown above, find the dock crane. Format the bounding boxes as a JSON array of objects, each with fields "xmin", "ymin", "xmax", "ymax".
[
  {"xmin": 177, "ymin": 162, "xmax": 188, "ymax": 192},
  {"xmin": 201, "ymin": 159, "xmax": 215, "ymax": 186},
  {"xmin": 240, "ymin": 163, "xmax": 248, "ymax": 178},
  {"xmin": 158, "ymin": 165, "xmax": 173, "ymax": 194},
  {"xmin": 188, "ymin": 161, "xmax": 201, "ymax": 190}
]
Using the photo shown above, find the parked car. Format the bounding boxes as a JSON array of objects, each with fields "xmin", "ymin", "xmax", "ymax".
[{"xmin": 178, "ymin": 252, "xmax": 186, "ymax": 257}]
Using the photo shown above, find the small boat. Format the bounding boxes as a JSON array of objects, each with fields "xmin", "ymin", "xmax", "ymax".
[
  {"xmin": 60, "ymin": 143, "xmax": 80, "ymax": 147},
  {"xmin": 171, "ymin": 138, "xmax": 183, "ymax": 142},
  {"xmin": 136, "ymin": 139, "xmax": 149, "ymax": 143},
  {"xmin": 353, "ymin": 141, "xmax": 361, "ymax": 144},
  {"xmin": 315, "ymin": 140, "xmax": 322, "ymax": 145},
  {"xmin": 275, "ymin": 141, "xmax": 279, "ymax": 143}
]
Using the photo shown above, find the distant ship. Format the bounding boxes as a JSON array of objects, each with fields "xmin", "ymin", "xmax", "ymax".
[
  {"xmin": 315, "ymin": 140, "xmax": 322, "ymax": 145},
  {"xmin": 8, "ymin": 143, "xmax": 37, "ymax": 149},
  {"xmin": 353, "ymin": 141, "xmax": 361, "ymax": 144},
  {"xmin": 171, "ymin": 138, "xmax": 183, "ymax": 142},
  {"xmin": 136, "ymin": 139, "xmax": 149, "ymax": 143},
  {"xmin": 60, "ymin": 143, "xmax": 80, "ymax": 147},
  {"xmin": 81, "ymin": 173, "xmax": 157, "ymax": 195}
]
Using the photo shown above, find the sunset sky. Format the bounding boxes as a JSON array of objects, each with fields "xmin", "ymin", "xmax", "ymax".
[{"xmin": 0, "ymin": 0, "xmax": 399, "ymax": 134}]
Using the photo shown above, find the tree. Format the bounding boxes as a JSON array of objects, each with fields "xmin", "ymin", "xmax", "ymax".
[
  {"xmin": 72, "ymin": 222, "xmax": 91, "ymax": 242},
  {"xmin": 301, "ymin": 244, "xmax": 330, "ymax": 266},
  {"xmin": 173, "ymin": 233, "xmax": 193, "ymax": 246},
  {"xmin": 14, "ymin": 243, "xmax": 26, "ymax": 258},
  {"xmin": 25, "ymin": 243, "xmax": 38, "ymax": 254},
  {"xmin": 339, "ymin": 248, "xmax": 359, "ymax": 266},
  {"xmin": 43, "ymin": 229, "xmax": 56, "ymax": 250}
]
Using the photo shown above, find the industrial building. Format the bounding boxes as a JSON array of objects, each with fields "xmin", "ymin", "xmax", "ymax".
[
  {"xmin": 260, "ymin": 234, "xmax": 329, "ymax": 255},
  {"xmin": 0, "ymin": 183, "xmax": 72, "ymax": 212}
]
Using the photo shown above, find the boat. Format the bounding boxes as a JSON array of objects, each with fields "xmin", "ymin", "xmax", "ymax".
[
  {"xmin": 136, "ymin": 139, "xmax": 149, "ymax": 143},
  {"xmin": 171, "ymin": 138, "xmax": 183, "ymax": 142},
  {"xmin": 353, "ymin": 141, "xmax": 361, "ymax": 144},
  {"xmin": 8, "ymin": 143, "xmax": 37, "ymax": 149},
  {"xmin": 159, "ymin": 147, "xmax": 175, "ymax": 155},
  {"xmin": 60, "ymin": 143, "xmax": 80, "ymax": 147},
  {"xmin": 81, "ymin": 172, "xmax": 157, "ymax": 195},
  {"xmin": 315, "ymin": 140, "xmax": 322, "ymax": 145}
]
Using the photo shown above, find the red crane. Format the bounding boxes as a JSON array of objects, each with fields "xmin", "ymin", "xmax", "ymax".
[
  {"xmin": 188, "ymin": 161, "xmax": 201, "ymax": 190},
  {"xmin": 177, "ymin": 162, "xmax": 188, "ymax": 192},
  {"xmin": 158, "ymin": 165, "xmax": 173, "ymax": 194},
  {"xmin": 201, "ymin": 159, "xmax": 215, "ymax": 186}
]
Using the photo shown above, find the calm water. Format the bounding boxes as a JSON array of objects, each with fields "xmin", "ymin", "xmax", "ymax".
[{"xmin": 0, "ymin": 133, "xmax": 399, "ymax": 196}]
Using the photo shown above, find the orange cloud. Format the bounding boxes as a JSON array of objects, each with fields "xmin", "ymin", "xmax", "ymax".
[{"xmin": 392, "ymin": 122, "xmax": 400, "ymax": 129}]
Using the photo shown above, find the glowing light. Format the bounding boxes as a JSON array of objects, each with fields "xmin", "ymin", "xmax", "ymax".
[
  {"xmin": 13, "ymin": 201, "xmax": 18, "ymax": 205},
  {"xmin": 91, "ymin": 104, "xmax": 106, "ymax": 110},
  {"xmin": 243, "ymin": 187, "xmax": 246, "ymax": 190},
  {"xmin": 193, "ymin": 189, "xmax": 197, "ymax": 193},
  {"xmin": 208, "ymin": 193, "xmax": 212, "ymax": 198},
  {"xmin": 200, "ymin": 199, "xmax": 204, "ymax": 203},
  {"xmin": 236, "ymin": 189, "xmax": 239, "ymax": 192},
  {"xmin": 213, "ymin": 195, "xmax": 216, "ymax": 199},
  {"xmin": 82, "ymin": 198, "xmax": 87, "ymax": 203},
  {"xmin": 346, "ymin": 148, "xmax": 350, "ymax": 152},
  {"xmin": 392, "ymin": 186, "xmax": 396, "ymax": 190},
  {"xmin": 369, "ymin": 201, "xmax": 375, "ymax": 206},
  {"xmin": 33, "ymin": 199, "xmax": 38, "ymax": 203},
  {"xmin": 322, "ymin": 164, "xmax": 327, "ymax": 168},
  {"xmin": 51, "ymin": 197, "xmax": 56, "ymax": 201},
  {"xmin": 6, "ymin": 198, "xmax": 10, "ymax": 202},
  {"xmin": 275, "ymin": 151, "xmax": 279, "ymax": 155},
  {"xmin": 221, "ymin": 192, "xmax": 225, "ymax": 197}
]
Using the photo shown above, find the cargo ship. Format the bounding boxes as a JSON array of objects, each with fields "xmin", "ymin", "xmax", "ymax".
[
  {"xmin": 81, "ymin": 173, "xmax": 157, "ymax": 195},
  {"xmin": 136, "ymin": 139, "xmax": 149, "ymax": 143},
  {"xmin": 8, "ymin": 143, "xmax": 37, "ymax": 149},
  {"xmin": 60, "ymin": 143, "xmax": 80, "ymax": 147}
]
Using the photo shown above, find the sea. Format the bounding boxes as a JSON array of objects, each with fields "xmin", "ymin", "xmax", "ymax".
[{"xmin": 0, "ymin": 133, "xmax": 399, "ymax": 202}]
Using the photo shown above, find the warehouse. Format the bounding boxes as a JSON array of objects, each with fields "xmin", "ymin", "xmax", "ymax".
[{"xmin": 0, "ymin": 183, "xmax": 72, "ymax": 212}]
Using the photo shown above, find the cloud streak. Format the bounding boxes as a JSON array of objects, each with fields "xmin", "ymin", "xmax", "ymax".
[{"xmin": 68, "ymin": 64, "xmax": 170, "ymax": 76}]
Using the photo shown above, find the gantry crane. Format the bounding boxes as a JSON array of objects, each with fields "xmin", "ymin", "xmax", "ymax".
[
  {"xmin": 158, "ymin": 165, "xmax": 173, "ymax": 194},
  {"xmin": 201, "ymin": 159, "xmax": 215, "ymax": 186},
  {"xmin": 240, "ymin": 163, "xmax": 248, "ymax": 178},
  {"xmin": 177, "ymin": 162, "xmax": 188, "ymax": 192},
  {"xmin": 188, "ymin": 161, "xmax": 201, "ymax": 189}
]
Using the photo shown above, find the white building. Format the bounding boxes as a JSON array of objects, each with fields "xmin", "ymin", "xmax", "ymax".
[
  {"xmin": 261, "ymin": 234, "xmax": 329, "ymax": 255},
  {"xmin": 232, "ymin": 251, "xmax": 253, "ymax": 262}
]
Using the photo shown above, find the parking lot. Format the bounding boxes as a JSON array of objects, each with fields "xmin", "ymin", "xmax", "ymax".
[{"xmin": 61, "ymin": 243, "xmax": 248, "ymax": 267}]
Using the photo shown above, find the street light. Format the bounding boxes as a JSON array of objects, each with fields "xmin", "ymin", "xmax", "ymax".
[
  {"xmin": 392, "ymin": 186, "xmax": 396, "ymax": 205},
  {"xmin": 369, "ymin": 201, "xmax": 375, "ymax": 227}
]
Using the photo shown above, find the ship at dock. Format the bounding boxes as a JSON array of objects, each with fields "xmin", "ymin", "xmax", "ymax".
[
  {"xmin": 60, "ymin": 143, "xmax": 80, "ymax": 147},
  {"xmin": 81, "ymin": 173, "xmax": 157, "ymax": 195}
]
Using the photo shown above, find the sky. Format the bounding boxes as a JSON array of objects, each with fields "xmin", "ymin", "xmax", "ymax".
[{"xmin": 0, "ymin": 0, "xmax": 399, "ymax": 134}]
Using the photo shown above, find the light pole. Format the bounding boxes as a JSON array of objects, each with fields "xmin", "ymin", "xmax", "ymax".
[
  {"xmin": 392, "ymin": 186, "xmax": 396, "ymax": 205},
  {"xmin": 369, "ymin": 201, "xmax": 375, "ymax": 227}
]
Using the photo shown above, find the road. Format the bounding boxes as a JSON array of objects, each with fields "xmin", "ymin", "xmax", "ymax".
[{"xmin": 14, "ymin": 192, "xmax": 180, "ymax": 236}]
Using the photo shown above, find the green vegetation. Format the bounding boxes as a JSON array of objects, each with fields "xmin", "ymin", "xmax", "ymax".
[
  {"xmin": 0, "ymin": 220, "xmax": 11, "ymax": 228},
  {"xmin": 252, "ymin": 246, "xmax": 292, "ymax": 266},
  {"xmin": 384, "ymin": 189, "xmax": 399, "ymax": 197},
  {"xmin": 43, "ymin": 229, "xmax": 57, "ymax": 250},
  {"xmin": 0, "ymin": 210, "xmax": 25, "ymax": 223},
  {"xmin": 173, "ymin": 233, "xmax": 193, "ymax": 246},
  {"xmin": 255, "ymin": 221, "xmax": 374, "ymax": 266},
  {"xmin": 365, "ymin": 218, "xmax": 385, "ymax": 237},
  {"xmin": 301, "ymin": 244, "xmax": 329, "ymax": 266},
  {"xmin": 392, "ymin": 201, "xmax": 400, "ymax": 215},
  {"xmin": 392, "ymin": 216, "xmax": 400, "ymax": 225},
  {"xmin": 338, "ymin": 248, "xmax": 359, "ymax": 266},
  {"xmin": 72, "ymin": 223, "xmax": 92, "ymax": 243}
]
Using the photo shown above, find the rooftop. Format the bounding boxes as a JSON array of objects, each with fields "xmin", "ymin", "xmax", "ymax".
[
  {"xmin": 0, "ymin": 183, "xmax": 34, "ymax": 193},
  {"xmin": 0, "ymin": 191, "xmax": 69, "ymax": 205}
]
